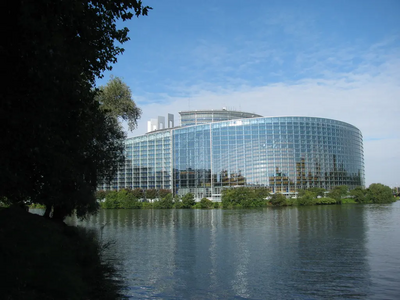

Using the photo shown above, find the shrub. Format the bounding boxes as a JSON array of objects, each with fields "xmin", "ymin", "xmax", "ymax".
[
  {"xmin": 200, "ymin": 197, "xmax": 213, "ymax": 209},
  {"xmin": 349, "ymin": 186, "xmax": 367, "ymax": 203},
  {"xmin": 315, "ymin": 197, "xmax": 337, "ymax": 205},
  {"xmin": 269, "ymin": 193, "xmax": 286, "ymax": 206},
  {"xmin": 120, "ymin": 193, "xmax": 141, "ymax": 209},
  {"xmin": 145, "ymin": 189, "xmax": 158, "ymax": 200},
  {"xmin": 101, "ymin": 191, "xmax": 120, "ymax": 209},
  {"xmin": 154, "ymin": 193, "xmax": 174, "ymax": 209},
  {"xmin": 181, "ymin": 193, "xmax": 195, "ymax": 208},
  {"xmin": 298, "ymin": 191, "xmax": 317, "ymax": 206},
  {"xmin": 366, "ymin": 183, "xmax": 395, "ymax": 204},
  {"xmin": 328, "ymin": 185, "xmax": 348, "ymax": 203},
  {"xmin": 221, "ymin": 187, "xmax": 268, "ymax": 208},
  {"xmin": 213, "ymin": 202, "xmax": 221, "ymax": 208},
  {"xmin": 141, "ymin": 202, "xmax": 153, "ymax": 209}
]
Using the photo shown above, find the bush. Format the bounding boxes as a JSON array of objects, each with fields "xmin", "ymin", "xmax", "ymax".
[
  {"xmin": 153, "ymin": 194, "xmax": 174, "ymax": 209},
  {"xmin": 221, "ymin": 187, "xmax": 269, "ymax": 208},
  {"xmin": 315, "ymin": 197, "xmax": 337, "ymax": 205},
  {"xmin": 328, "ymin": 185, "xmax": 348, "ymax": 203},
  {"xmin": 298, "ymin": 191, "xmax": 317, "ymax": 206},
  {"xmin": 101, "ymin": 191, "xmax": 120, "ymax": 209},
  {"xmin": 181, "ymin": 193, "xmax": 195, "ymax": 208},
  {"xmin": 199, "ymin": 197, "xmax": 213, "ymax": 208},
  {"xmin": 141, "ymin": 202, "xmax": 153, "ymax": 209},
  {"xmin": 120, "ymin": 192, "xmax": 141, "ymax": 209},
  {"xmin": 366, "ymin": 183, "xmax": 395, "ymax": 204},
  {"xmin": 145, "ymin": 189, "xmax": 158, "ymax": 201},
  {"xmin": 269, "ymin": 193, "xmax": 286, "ymax": 206},
  {"xmin": 213, "ymin": 202, "xmax": 221, "ymax": 208},
  {"xmin": 350, "ymin": 186, "xmax": 367, "ymax": 203}
]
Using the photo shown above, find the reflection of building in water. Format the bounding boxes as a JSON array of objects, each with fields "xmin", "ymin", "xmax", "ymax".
[{"xmin": 99, "ymin": 109, "xmax": 365, "ymax": 201}]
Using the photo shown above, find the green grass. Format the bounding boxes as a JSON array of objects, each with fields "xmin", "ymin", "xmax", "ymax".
[{"xmin": 0, "ymin": 206, "xmax": 122, "ymax": 300}]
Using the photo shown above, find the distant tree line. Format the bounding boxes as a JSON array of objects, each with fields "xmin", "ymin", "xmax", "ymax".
[
  {"xmin": 96, "ymin": 189, "xmax": 221, "ymax": 209},
  {"xmin": 93, "ymin": 183, "xmax": 397, "ymax": 210}
]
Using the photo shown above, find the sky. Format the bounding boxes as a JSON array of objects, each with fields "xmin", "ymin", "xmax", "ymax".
[{"xmin": 96, "ymin": 0, "xmax": 400, "ymax": 188}]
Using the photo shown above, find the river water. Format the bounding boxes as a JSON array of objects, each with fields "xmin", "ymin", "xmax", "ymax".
[{"xmin": 66, "ymin": 202, "xmax": 400, "ymax": 299}]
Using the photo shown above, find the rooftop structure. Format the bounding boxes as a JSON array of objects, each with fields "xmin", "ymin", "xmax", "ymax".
[{"xmin": 179, "ymin": 108, "xmax": 262, "ymax": 127}]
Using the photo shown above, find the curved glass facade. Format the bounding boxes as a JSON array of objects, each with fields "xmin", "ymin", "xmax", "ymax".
[{"xmin": 101, "ymin": 113, "xmax": 365, "ymax": 200}]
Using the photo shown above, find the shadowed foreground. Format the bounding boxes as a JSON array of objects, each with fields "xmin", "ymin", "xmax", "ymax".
[{"xmin": 0, "ymin": 207, "xmax": 121, "ymax": 300}]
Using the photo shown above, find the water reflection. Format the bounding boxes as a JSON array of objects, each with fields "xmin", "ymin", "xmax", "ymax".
[{"xmin": 67, "ymin": 203, "xmax": 400, "ymax": 299}]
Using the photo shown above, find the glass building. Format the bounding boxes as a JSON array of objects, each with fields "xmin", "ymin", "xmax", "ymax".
[{"xmin": 100, "ymin": 110, "xmax": 365, "ymax": 200}]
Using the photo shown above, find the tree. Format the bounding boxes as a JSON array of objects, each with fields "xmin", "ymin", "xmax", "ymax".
[
  {"xmin": 308, "ymin": 187, "xmax": 326, "ymax": 198},
  {"xmin": 200, "ymin": 198, "xmax": 213, "ymax": 209},
  {"xmin": 2, "ymin": 0, "xmax": 151, "ymax": 221},
  {"xmin": 221, "ymin": 187, "xmax": 268, "ymax": 208},
  {"xmin": 159, "ymin": 189, "xmax": 172, "ymax": 199},
  {"xmin": 350, "ymin": 186, "xmax": 367, "ymax": 203},
  {"xmin": 181, "ymin": 193, "xmax": 195, "ymax": 208},
  {"xmin": 97, "ymin": 76, "xmax": 142, "ymax": 131},
  {"xmin": 366, "ymin": 183, "xmax": 394, "ymax": 204},
  {"xmin": 328, "ymin": 185, "xmax": 348, "ymax": 202},
  {"xmin": 145, "ymin": 189, "xmax": 159, "ymax": 200},
  {"xmin": 154, "ymin": 193, "xmax": 174, "ymax": 209},
  {"xmin": 269, "ymin": 193, "xmax": 286, "ymax": 206},
  {"xmin": 298, "ymin": 190, "xmax": 317, "ymax": 206}
]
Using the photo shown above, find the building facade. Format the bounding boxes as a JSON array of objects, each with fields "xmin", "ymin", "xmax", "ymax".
[{"xmin": 100, "ymin": 110, "xmax": 365, "ymax": 200}]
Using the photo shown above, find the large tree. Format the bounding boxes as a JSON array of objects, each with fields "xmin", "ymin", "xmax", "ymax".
[
  {"xmin": 2, "ymin": 0, "xmax": 150, "ymax": 220},
  {"xmin": 97, "ymin": 76, "xmax": 142, "ymax": 131},
  {"xmin": 366, "ymin": 183, "xmax": 394, "ymax": 204}
]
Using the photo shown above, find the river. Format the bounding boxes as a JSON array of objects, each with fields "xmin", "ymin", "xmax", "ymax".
[{"xmin": 65, "ymin": 202, "xmax": 400, "ymax": 299}]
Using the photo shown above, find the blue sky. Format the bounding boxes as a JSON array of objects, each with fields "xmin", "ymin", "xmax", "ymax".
[{"xmin": 97, "ymin": 0, "xmax": 400, "ymax": 187}]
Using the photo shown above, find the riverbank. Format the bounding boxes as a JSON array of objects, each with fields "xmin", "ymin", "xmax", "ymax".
[{"xmin": 0, "ymin": 206, "xmax": 121, "ymax": 300}]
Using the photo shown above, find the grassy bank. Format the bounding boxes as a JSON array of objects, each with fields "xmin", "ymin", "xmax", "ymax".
[{"xmin": 0, "ymin": 206, "xmax": 121, "ymax": 300}]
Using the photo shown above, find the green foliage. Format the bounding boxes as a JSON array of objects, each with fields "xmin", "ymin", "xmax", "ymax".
[
  {"xmin": 269, "ymin": 193, "xmax": 287, "ymax": 206},
  {"xmin": 200, "ymin": 197, "xmax": 214, "ymax": 209},
  {"xmin": 145, "ymin": 189, "xmax": 158, "ymax": 200},
  {"xmin": 119, "ymin": 189, "xmax": 141, "ymax": 209},
  {"xmin": 101, "ymin": 191, "xmax": 120, "ymax": 209},
  {"xmin": 350, "ymin": 186, "xmax": 368, "ymax": 203},
  {"xmin": 159, "ymin": 189, "xmax": 172, "ymax": 199},
  {"xmin": 3, "ymin": 0, "xmax": 151, "ymax": 221},
  {"xmin": 366, "ymin": 183, "xmax": 395, "ymax": 204},
  {"xmin": 214, "ymin": 202, "xmax": 222, "ymax": 208},
  {"xmin": 153, "ymin": 194, "xmax": 174, "ymax": 209},
  {"xmin": 298, "ymin": 191, "xmax": 317, "ymax": 206},
  {"xmin": 254, "ymin": 187, "xmax": 271, "ymax": 199},
  {"xmin": 181, "ymin": 193, "xmax": 195, "ymax": 208},
  {"xmin": 97, "ymin": 76, "xmax": 142, "ymax": 131},
  {"xmin": 141, "ymin": 202, "xmax": 154, "ymax": 209},
  {"xmin": 29, "ymin": 203, "xmax": 46, "ymax": 209},
  {"xmin": 341, "ymin": 198, "xmax": 357, "ymax": 204},
  {"xmin": 284, "ymin": 198, "xmax": 296, "ymax": 206},
  {"xmin": 132, "ymin": 188, "xmax": 145, "ymax": 199},
  {"xmin": 221, "ymin": 187, "xmax": 268, "ymax": 208},
  {"xmin": 193, "ymin": 202, "xmax": 202, "ymax": 209},
  {"xmin": 328, "ymin": 185, "xmax": 348, "ymax": 203},
  {"xmin": 315, "ymin": 197, "xmax": 338, "ymax": 205},
  {"xmin": 308, "ymin": 187, "xmax": 326, "ymax": 197}
]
